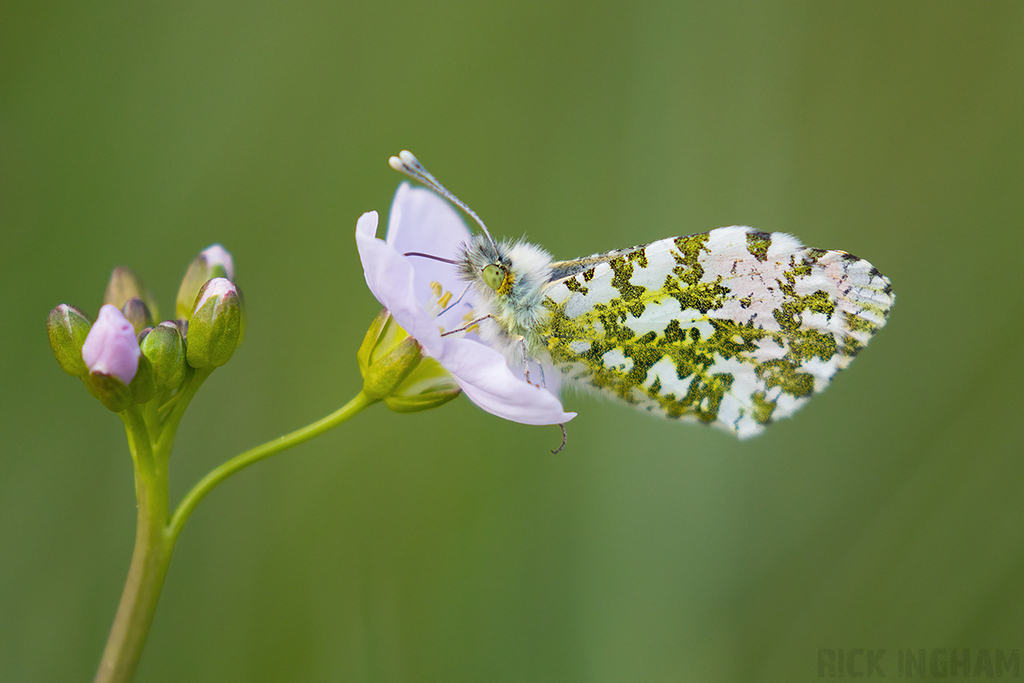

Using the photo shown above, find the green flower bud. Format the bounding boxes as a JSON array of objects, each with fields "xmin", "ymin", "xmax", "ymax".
[
  {"xmin": 128, "ymin": 353, "xmax": 157, "ymax": 404},
  {"xmin": 104, "ymin": 267, "xmax": 160, "ymax": 322},
  {"xmin": 177, "ymin": 244, "xmax": 235, "ymax": 320},
  {"xmin": 186, "ymin": 278, "xmax": 245, "ymax": 369},
  {"xmin": 358, "ymin": 310, "xmax": 422, "ymax": 400},
  {"xmin": 121, "ymin": 297, "xmax": 154, "ymax": 335},
  {"xmin": 47, "ymin": 304, "xmax": 92, "ymax": 377},
  {"xmin": 357, "ymin": 310, "xmax": 460, "ymax": 409},
  {"xmin": 383, "ymin": 357, "xmax": 462, "ymax": 413},
  {"xmin": 140, "ymin": 321, "xmax": 187, "ymax": 393}
]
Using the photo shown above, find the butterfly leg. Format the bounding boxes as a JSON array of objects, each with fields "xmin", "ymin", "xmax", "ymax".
[
  {"xmin": 550, "ymin": 423, "xmax": 567, "ymax": 455},
  {"xmin": 441, "ymin": 313, "xmax": 494, "ymax": 336},
  {"xmin": 437, "ymin": 283, "xmax": 472, "ymax": 317},
  {"xmin": 517, "ymin": 336, "xmax": 545, "ymax": 388}
]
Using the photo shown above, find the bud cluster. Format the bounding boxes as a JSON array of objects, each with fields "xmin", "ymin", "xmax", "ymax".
[{"xmin": 47, "ymin": 245, "xmax": 244, "ymax": 412}]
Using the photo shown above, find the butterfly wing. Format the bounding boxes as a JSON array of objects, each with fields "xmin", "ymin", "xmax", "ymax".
[{"xmin": 537, "ymin": 226, "xmax": 894, "ymax": 438}]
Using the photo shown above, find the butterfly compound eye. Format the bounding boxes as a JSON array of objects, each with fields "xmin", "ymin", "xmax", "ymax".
[{"xmin": 482, "ymin": 264, "xmax": 505, "ymax": 291}]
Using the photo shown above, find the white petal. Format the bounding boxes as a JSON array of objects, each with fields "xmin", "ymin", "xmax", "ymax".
[
  {"xmin": 355, "ymin": 211, "xmax": 443, "ymax": 351},
  {"xmin": 387, "ymin": 183, "xmax": 470, "ymax": 305},
  {"xmin": 435, "ymin": 337, "xmax": 576, "ymax": 426}
]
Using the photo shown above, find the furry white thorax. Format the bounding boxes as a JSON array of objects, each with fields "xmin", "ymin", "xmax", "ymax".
[{"xmin": 456, "ymin": 234, "xmax": 554, "ymax": 362}]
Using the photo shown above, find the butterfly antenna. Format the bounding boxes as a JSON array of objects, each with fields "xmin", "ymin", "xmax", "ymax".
[{"xmin": 389, "ymin": 150, "xmax": 498, "ymax": 249}]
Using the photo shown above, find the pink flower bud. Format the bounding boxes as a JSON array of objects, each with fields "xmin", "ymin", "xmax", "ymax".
[
  {"xmin": 81, "ymin": 304, "xmax": 141, "ymax": 384},
  {"xmin": 201, "ymin": 244, "xmax": 235, "ymax": 281}
]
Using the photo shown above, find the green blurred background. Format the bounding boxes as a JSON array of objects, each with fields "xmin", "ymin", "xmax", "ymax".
[{"xmin": 3, "ymin": 3, "xmax": 1022, "ymax": 681}]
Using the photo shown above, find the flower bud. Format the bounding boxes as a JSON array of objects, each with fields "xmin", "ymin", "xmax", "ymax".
[
  {"xmin": 104, "ymin": 267, "xmax": 160, "ymax": 322},
  {"xmin": 185, "ymin": 278, "xmax": 245, "ymax": 369},
  {"xmin": 128, "ymin": 354, "xmax": 157, "ymax": 404},
  {"xmin": 81, "ymin": 304, "xmax": 142, "ymax": 411},
  {"xmin": 177, "ymin": 244, "xmax": 235, "ymax": 320},
  {"xmin": 357, "ymin": 310, "xmax": 461, "ymax": 409},
  {"xmin": 383, "ymin": 357, "xmax": 462, "ymax": 413},
  {"xmin": 121, "ymin": 297, "xmax": 154, "ymax": 335},
  {"xmin": 47, "ymin": 304, "xmax": 92, "ymax": 377},
  {"xmin": 140, "ymin": 321, "xmax": 187, "ymax": 393},
  {"xmin": 83, "ymin": 305, "xmax": 142, "ymax": 384},
  {"xmin": 358, "ymin": 310, "xmax": 422, "ymax": 400}
]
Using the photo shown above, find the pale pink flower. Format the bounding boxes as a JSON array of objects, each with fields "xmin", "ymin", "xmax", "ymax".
[{"xmin": 355, "ymin": 184, "xmax": 574, "ymax": 426}]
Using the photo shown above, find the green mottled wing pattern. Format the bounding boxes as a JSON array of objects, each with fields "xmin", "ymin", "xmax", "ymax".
[{"xmin": 537, "ymin": 226, "xmax": 894, "ymax": 438}]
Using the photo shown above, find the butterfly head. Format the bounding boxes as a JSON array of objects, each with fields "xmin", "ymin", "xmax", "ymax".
[{"xmin": 458, "ymin": 234, "xmax": 514, "ymax": 297}]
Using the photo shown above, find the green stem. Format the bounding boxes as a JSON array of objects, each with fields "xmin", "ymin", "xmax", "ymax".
[
  {"xmin": 168, "ymin": 391, "xmax": 377, "ymax": 543},
  {"xmin": 95, "ymin": 406, "xmax": 169, "ymax": 683},
  {"xmin": 155, "ymin": 367, "xmax": 212, "ymax": 451},
  {"xmin": 94, "ymin": 390, "xmax": 377, "ymax": 683}
]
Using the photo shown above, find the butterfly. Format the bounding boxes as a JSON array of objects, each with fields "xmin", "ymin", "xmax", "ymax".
[{"xmin": 390, "ymin": 151, "xmax": 894, "ymax": 439}]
